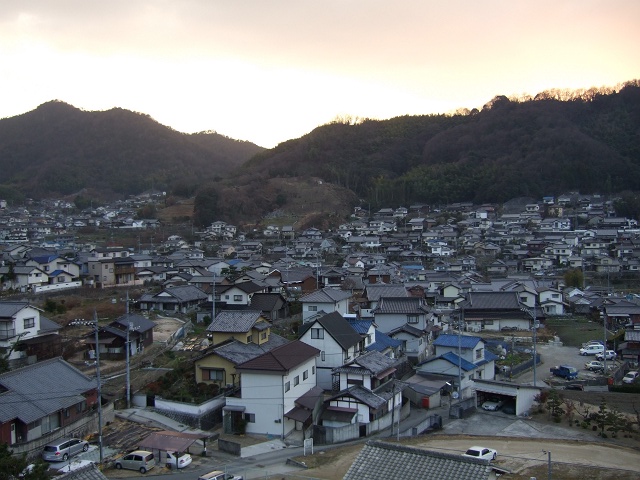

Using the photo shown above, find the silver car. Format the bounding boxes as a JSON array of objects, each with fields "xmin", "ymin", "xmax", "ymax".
[{"xmin": 42, "ymin": 438, "xmax": 89, "ymax": 462}]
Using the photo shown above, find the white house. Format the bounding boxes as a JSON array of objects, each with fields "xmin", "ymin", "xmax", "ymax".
[
  {"xmin": 224, "ymin": 340, "xmax": 320, "ymax": 438},
  {"xmin": 299, "ymin": 287, "xmax": 352, "ymax": 323},
  {"xmin": 0, "ymin": 302, "xmax": 60, "ymax": 361},
  {"xmin": 298, "ymin": 312, "xmax": 364, "ymax": 391}
]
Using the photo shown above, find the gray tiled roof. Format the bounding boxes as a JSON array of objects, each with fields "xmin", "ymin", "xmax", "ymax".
[
  {"xmin": 59, "ymin": 463, "xmax": 109, "ymax": 480},
  {"xmin": 373, "ymin": 297, "xmax": 429, "ymax": 314},
  {"xmin": 0, "ymin": 301, "xmax": 30, "ymax": 318},
  {"xmin": 344, "ymin": 441, "xmax": 493, "ymax": 480},
  {"xmin": 333, "ymin": 350, "xmax": 399, "ymax": 377},
  {"xmin": 329, "ymin": 384, "xmax": 387, "ymax": 409},
  {"xmin": 212, "ymin": 334, "xmax": 290, "ymax": 365},
  {"xmin": 207, "ymin": 310, "xmax": 265, "ymax": 333},
  {"xmin": 0, "ymin": 358, "xmax": 96, "ymax": 424},
  {"xmin": 462, "ymin": 291, "xmax": 521, "ymax": 310},
  {"xmin": 365, "ymin": 284, "xmax": 408, "ymax": 301},
  {"xmin": 300, "ymin": 287, "xmax": 352, "ymax": 303}
]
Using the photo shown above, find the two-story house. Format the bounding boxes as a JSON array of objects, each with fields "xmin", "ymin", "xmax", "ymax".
[
  {"xmin": 223, "ymin": 340, "xmax": 320, "ymax": 439},
  {"xmin": 299, "ymin": 287, "xmax": 352, "ymax": 323},
  {"xmin": 0, "ymin": 301, "xmax": 62, "ymax": 366},
  {"xmin": 298, "ymin": 312, "xmax": 364, "ymax": 391},
  {"xmin": 416, "ymin": 334, "xmax": 496, "ymax": 399},
  {"xmin": 195, "ymin": 310, "xmax": 289, "ymax": 389}
]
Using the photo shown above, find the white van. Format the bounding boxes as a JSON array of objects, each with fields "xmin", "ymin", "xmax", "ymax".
[{"xmin": 579, "ymin": 344, "xmax": 605, "ymax": 356}]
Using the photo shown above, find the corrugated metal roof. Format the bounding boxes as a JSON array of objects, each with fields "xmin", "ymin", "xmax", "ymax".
[{"xmin": 433, "ymin": 334, "xmax": 481, "ymax": 350}]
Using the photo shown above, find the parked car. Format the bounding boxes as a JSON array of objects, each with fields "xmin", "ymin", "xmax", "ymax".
[
  {"xmin": 579, "ymin": 344, "xmax": 605, "ymax": 356},
  {"xmin": 595, "ymin": 350, "xmax": 617, "ymax": 361},
  {"xmin": 622, "ymin": 371, "xmax": 639, "ymax": 384},
  {"xmin": 42, "ymin": 438, "xmax": 89, "ymax": 462},
  {"xmin": 481, "ymin": 398, "xmax": 504, "ymax": 411},
  {"xmin": 582, "ymin": 340, "xmax": 604, "ymax": 347},
  {"xmin": 463, "ymin": 446, "xmax": 497, "ymax": 461},
  {"xmin": 115, "ymin": 450, "xmax": 156, "ymax": 474},
  {"xmin": 550, "ymin": 365, "xmax": 579, "ymax": 380},
  {"xmin": 197, "ymin": 471, "xmax": 244, "ymax": 480},
  {"xmin": 165, "ymin": 451, "xmax": 192, "ymax": 469},
  {"xmin": 585, "ymin": 360, "xmax": 605, "ymax": 371}
]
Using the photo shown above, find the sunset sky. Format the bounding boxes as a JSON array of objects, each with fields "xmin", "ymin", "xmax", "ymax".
[{"xmin": 1, "ymin": 1, "xmax": 639, "ymax": 148}]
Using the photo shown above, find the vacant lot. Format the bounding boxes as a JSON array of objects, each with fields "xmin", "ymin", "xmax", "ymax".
[{"xmin": 546, "ymin": 316, "xmax": 608, "ymax": 347}]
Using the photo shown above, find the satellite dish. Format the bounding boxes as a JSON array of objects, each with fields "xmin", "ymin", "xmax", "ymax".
[{"xmin": 452, "ymin": 391, "xmax": 459, "ymax": 399}]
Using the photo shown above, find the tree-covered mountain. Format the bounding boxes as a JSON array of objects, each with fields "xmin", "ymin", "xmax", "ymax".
[
  {"xmin": 0, "ymin": 100, "xmax": 264, "ymax": 202},
  {"xmin": 231, "ymin": 81, "xmax": 640, "ymax": 211},
  {"xmin": 2, "ymin": 82, "xmax": 639, "ymax": 229}
]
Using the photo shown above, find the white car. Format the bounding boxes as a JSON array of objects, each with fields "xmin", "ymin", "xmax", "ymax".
[
  {"xmin": 463, "ymin": 446, "xmax": 497, "ymax": 461},
  {"xmin": 595, "ymin": 350, "xmax": 617, "ymax": 361},
  {"xmin": 579, "ymin": 344, "xmax": 605, "ymax": 356},
  {"xmin": 622, "ymin": 371, "xmax": 639, "ymax": 384},
  {"xmin": 166, "ymin": 451, "xmax": 192, "ymax": 469},
  {"xmin": 481, "ymin": 398, "xmax": 504, "ymax": 411}
]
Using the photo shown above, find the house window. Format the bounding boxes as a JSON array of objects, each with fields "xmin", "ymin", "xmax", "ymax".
[
  {"xmin": 234, "ymin": 295, "xmax": 242, "ymax": 301},
  {"xmin": 64, "ymin": 409, "xmax": 70, "ymax": 418},
  {"xmin": 261, "ymin": 332, "xmax": 267, "ymax": 340},
  {"xmin": 225, "ymin": 295, "xmax": 229, "ymax": 300},
  {"xmin": 23, "ymin": 318, "xmax": 35, "ymax": 329},
  {"xmin": 247, "ymin": 335, "xmax": 252, "ymax": 343},
  {"xmin": 407, "ymin": 315, "xmax": 418, "ymax": 324},
  {"xmin": 311, "ymin": 328, "xmax": 324, "ymax": 339},
  {"xmin": 308, "ymin": 305, "xmax": 318, "ymax": 311},
  {"xmin": 202, "ymin": 369, "xmax": 224, "ymax": 381},
  {"xmin": 303, "ymin": 370, "xmax": 308, "ymax": 380},
  {"xmin": 321, "ymin": 351, "xmax": 325, "ymax": 361},
  {"xmin": 76, "ymin": 400, "xmax": 87, "ymax": 414},
  {"xmin": 284, "ymin": 381, "xmax": 290, "ymax": 392},
  {"xmin": 294, "ymin": 375, "xmax": 299, "ymax": 386},
  {"xmin": 244, "ymin": 413, "xmax": 255, "ymax": 423},
  {"xmin": 312, "ymin": 366, "xmax": 315, "ymax": 375},
  {"xmin": 475, "ymin": 348, "xmax": 483, "ymax": 360}
]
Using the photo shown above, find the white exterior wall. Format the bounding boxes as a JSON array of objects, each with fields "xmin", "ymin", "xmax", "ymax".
[
  {"xmin": 300, "ymin": 326, "xmax": 355, "ymax": 390},
  {"xmin": 221, "ymin": 288, "xmax": 250, "ymax": 305},
  {"xmin": 227, "ymin": 357, "xmax": 317, "ymax": 437},
  {"xmin": 373, "ymin": 313, "xmax": 428, "ymax": 334},
  {"xmin": 0, "ymin": 306, "xmax": 40, "ymax": 360},
  {"xmin": 339, "ymin": 371, "xmax": 373, "ymax": 391}
]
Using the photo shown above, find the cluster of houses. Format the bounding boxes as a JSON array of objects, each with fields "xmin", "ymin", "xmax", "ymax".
[{"xmin": 2, "ymin": 191, "xmax": 640, "ymax": 453}]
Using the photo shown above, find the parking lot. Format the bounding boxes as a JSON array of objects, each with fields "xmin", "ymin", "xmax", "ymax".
[{"xmin": 514, "ymin": 340, "xmax": 620, "ymax": 386}]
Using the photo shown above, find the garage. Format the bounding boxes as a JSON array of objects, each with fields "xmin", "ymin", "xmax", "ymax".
[{"xmin": 473, "ymin": 379, "xmax": 541, "ymax": 416}]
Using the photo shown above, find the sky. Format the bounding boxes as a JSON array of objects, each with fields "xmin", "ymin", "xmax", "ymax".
[{"xmin": 1, "ymin": 1, "xmax": 639, "ymax": 148}]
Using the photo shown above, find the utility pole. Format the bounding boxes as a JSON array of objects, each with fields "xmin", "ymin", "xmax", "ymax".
[
  {"xmin": 458, "ymin": 307, "xmax": 464, "ymax": 400},
  {"xmin": 125, "ymin": 291, "xmax": 132, "ymax": 409},
  {"xmin": 92, "ymin": 310, "xmax": 103, "ymax": 464},
  {"xmin": 211, "ymin": 270, "xmax": 216, "ymax": 322}
]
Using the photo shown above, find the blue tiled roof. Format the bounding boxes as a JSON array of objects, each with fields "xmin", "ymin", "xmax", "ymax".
[
  {"xmin": 433, "ymin": 334, "xmax": 481, "ymax": 349},
  {"xmin": 440, "ymin": 351, "xmax": 476, "ymax": 371},
  {"xmin": 348, "ymin": 320, "xmax": 373, "ymax": 334},
  {"xmin": 476, "ymin": 350, "xmax": 498, "ymax": 367},
  {"xmin": 367, "ymin": 330, "xmax": 402, "ymax": 352}
]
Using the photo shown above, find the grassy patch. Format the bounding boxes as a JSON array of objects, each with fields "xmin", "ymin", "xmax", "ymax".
[{"xmin": 545, "ymin": 316, "xmax": 607, "ymax": 347}]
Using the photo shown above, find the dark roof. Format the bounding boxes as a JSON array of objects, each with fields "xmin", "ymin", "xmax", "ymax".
[
  {"xmin": 462, "ymin": 291, "xmax": 522, "ymax": 310},
  {"xmin": 139, "ymin": 285, "xmax": 208, "ymax": 303},
  {"xmin": 300, "ymin": 287, "xmax": 352, "ymax": 303},
  {"xmin": 372, "ymin": 297, "xmax": 429, "ymax": 314},
  {"xmin": 333, "ymin": 350, "xmax": 399, "ymax": 376},
  {"xmin": 207, "ymin": 310, "xmax": 266, "ymax": 333},
  {"xmin": 206, "ymin": 334, "xmax": 290, "ymax": 365},
  {"xmin": 58, "ymin": 463, "xmax": 109, "ymax": 480},
  {"xmin": 236, "ymin": 340, "xmax": 320, "ymax": 372},
  {"xmin": 112, "ymin": 313, "xmax": 156, "ymax": 333},
  {"xmin": 0, "ymin": 301, "xmax": 31, "ymax": 318},
  {"xmin": 327, "ymin": 384, "xmax": 388, "ymax": 409},
  {"xmin": 299, "ymin": 312, "xmax": 362, "ymax": 350},
  {"xmin": 0, "ymin": 358, "xmax": 96, "ymax": 424},
  {"xmin": 365, "ymin": 284, "xmax": 408, "ymax": 301},
  {"xmin": 344, "ymin": 441, "xmax": 493, "ymax": 480},
  {"xmin": 368, "ymin": 330, "xmax": 402, "ymax": 352},
  {"xmin": 250, "ymin": 293, "xmax": 285, "ymax": 311}
]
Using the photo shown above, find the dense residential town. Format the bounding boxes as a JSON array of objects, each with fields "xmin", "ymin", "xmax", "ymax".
[{"xmin": 1, "ymin": 191, "xmax": 640, "ymax": 478}]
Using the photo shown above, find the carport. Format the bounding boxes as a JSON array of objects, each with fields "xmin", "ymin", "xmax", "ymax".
[
  {"xmin": 473, "ymin": 379, "xmax": 541, "ymax": 416},
  {"xmin": 138, "ymin": 430, "xmax": 211, "ymax": 464}
]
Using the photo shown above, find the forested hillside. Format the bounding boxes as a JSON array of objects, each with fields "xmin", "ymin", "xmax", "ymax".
[
  {"xmin": 234, "ymin": 81, "xmax": 640, "ymax": 208},
  {"xmin": 0, "ymin": 101, "xmax": 264, "ymax": 202}
]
